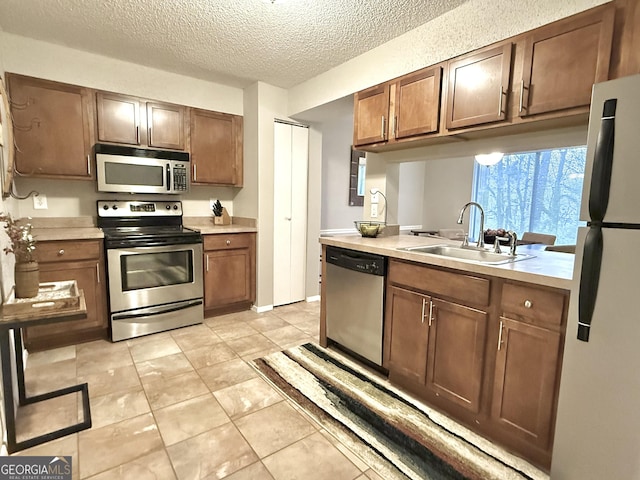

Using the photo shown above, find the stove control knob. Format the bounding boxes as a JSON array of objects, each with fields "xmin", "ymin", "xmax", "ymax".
[
  {"xmin": 166, "ymin": 205, "xmax": 171, "ymax": 210},
  {"xmin": 103, "ymin": 205, "xmax": 109, "ymax": 210},
  {"xmin": 112, "ymin": 205, "xmax": 118, "ymax": 210},
  {"xmin": 173, "ymin": 205, "xmax": 178, "ymax": 210}
]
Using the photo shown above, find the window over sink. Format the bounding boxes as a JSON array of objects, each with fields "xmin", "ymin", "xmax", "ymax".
[{"xmin": 469, "ymin": 146, "xmax": 587, "ymax": 245}]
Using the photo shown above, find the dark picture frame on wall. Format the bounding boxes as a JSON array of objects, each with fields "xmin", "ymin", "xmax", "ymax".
[{"xmin": 349, "ymin": 148, "xmax": 366, "ymax": 206}]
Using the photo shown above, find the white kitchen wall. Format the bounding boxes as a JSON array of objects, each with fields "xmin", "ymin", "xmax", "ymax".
[
  {"xmin": 12, "ymin": 178, "xmax": 237, "ymax": 220},
  {"xmin": 421, "ymin": 157, "xmax": 475, "ymax": 232},
  {"xmin": 305, "ymin": 126, "xmax": 322, "ymax": 300},
  {"xmin": 319, "ymin": 114, "xmax": 361, "ymax": 231},
  {"xmin": 1, "ymin": 34, "xmax": 243, "ymax": 115},
  {"xmin": 288, "ymin": 0, "xmax": 608, "ymax": 116},
  {"xmin": 398, "ymin": 161, "xmax": 426, "ymax": 228}
]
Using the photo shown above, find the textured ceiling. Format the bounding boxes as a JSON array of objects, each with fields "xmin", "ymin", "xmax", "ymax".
[{"xmin": 0, "ymin": 0, "xmax": 468, "ymax": 89}]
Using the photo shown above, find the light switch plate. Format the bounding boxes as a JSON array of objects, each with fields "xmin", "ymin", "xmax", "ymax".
[
  {"xmin": 33, "ymin": 194, "xmax": 48, "ymax": 210},
  {"xmin": 370, "ymin": 203, "xmax": 378, "ymax": 218},
  {"xmin": 371, "ymin": 192, "xmax": 379, "ymax": 204}
]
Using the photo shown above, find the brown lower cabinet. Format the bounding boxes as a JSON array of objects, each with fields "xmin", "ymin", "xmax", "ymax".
[
  {"xmin": 426, "ymin": 298, "xmax": 488, "ymax": 414},
  {"xmin": 203, "ymin": 233, "xmax": 256, "ymax": 316},
  {"xmin": 384, "ymin": 258, "xmax": 567, "ymax": 470},
  {"xmin": 492, "ymin": 317, "xmax": 562, "ymax": 451},
  {"xmin": 24, "ymin": 239, "xmax": 108, "ymax": 351}
]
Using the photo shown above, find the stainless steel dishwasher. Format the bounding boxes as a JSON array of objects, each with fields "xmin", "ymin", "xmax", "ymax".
[{"xmin": 325, "ymin": 246, "xmax": 386, "ymax": 366}]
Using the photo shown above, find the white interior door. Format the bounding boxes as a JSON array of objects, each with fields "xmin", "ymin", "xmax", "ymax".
[{"xmin": 273, "ymin": 121, "xmax": 308, "ymax": 306}]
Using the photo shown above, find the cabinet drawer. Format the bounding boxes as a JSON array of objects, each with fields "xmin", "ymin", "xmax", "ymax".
[
  {"xmin": 36, "ymin": 240, "xmax": 102, "ymax": 263},
  {"xmin": 204, "ymin": 233, "xmax": 253, "ymax": 251},
  {"xmin": 388, "ymin": 260, "xmax": 490, "ymax": 307},
  {"xmin": 501, "ymin": 283, "xmax": 566, "ymax": 326}
]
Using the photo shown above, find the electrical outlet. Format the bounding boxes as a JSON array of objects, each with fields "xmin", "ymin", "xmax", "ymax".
[
  {"xmin": 33, "ymin": 193, "xmax": 48, "ymax": 210},
  {"xmin": 371, "ymin": 192, "xmax": 379, "ymax": 204},
  {"xmin": 370, "ymin": 203, "xmax": 378, "ymax": 218}
]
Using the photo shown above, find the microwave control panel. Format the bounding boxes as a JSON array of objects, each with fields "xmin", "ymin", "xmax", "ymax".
[{"xmin": 172, "ymin": 162, "xmax": 188, "ymax": 191}]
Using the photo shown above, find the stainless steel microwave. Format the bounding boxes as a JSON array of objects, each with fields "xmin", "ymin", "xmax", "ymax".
[{"xmin": 95, "ymin": 144, "xmax": 189, "ymax": 194}]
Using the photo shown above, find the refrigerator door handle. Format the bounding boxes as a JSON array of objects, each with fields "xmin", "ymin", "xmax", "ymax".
[
  {"xmin": 578, "ymin": 226, "xmax": 604, "ymax": 342},
  {"xmin": 588, "ymin": 98, "xmax": 617, "ymax": 222}
]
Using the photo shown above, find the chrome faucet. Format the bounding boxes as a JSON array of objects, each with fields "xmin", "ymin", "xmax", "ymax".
[
  {"xmin": 507, "ymin": 230, "xmax": 518, "ymax": 256},
  {"xmin": 457, "ymin": 202, "xmax": 485, "ymax": 248}
]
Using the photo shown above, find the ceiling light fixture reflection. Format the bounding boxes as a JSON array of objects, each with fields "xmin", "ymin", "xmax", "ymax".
[{"xmin": 474, "ymin": 152, "xmax": 504, "ymax": 166}]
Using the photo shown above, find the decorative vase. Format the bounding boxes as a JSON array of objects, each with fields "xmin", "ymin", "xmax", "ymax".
[{"xmin": 15, "ymin": 261, "xmax": 40, "ymax": 298}]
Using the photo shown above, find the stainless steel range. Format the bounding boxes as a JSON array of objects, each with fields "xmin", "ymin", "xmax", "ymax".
[{"xmin": 98, "ymin": 200, "xmax": 204, "ymax": 341}]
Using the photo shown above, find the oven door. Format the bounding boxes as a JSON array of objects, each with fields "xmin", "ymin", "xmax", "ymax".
[{"xmin": 107, "ymin": 243, "xmax": 203, "ymax": 313}]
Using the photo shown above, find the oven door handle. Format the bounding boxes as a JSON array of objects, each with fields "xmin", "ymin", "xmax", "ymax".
[{"xmin": 112, "ymin": 299, "xmax": 203, "ymax": 321}]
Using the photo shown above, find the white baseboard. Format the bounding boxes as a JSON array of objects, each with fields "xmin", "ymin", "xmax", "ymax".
[
  {"xmin": 253, "ymin": 304, "xmax": 274, "ymax": 313},
  {"xmin": 306, "ymin": 295, "xmax": 320, "ymax": 303}
]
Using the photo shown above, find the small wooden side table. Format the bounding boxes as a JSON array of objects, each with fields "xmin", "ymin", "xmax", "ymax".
[{"xmin": 0, "ymin": 290, "xmax": 92, "ymax": 454}]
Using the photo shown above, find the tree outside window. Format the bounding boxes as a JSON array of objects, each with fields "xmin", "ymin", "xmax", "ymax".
[{"xmin": 469, "ymin": 146, "xmax": 587, "ymax": 245}]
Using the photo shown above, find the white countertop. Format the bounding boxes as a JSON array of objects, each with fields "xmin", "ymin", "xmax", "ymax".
[{"xmin": 320, "ymin": 234, "xmax": 575, "ymax": 290}]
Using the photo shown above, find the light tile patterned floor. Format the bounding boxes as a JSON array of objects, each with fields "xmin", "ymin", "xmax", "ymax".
[{"xmin": 11, "ymin": 301, "xmax": 382, "ymax": 480}]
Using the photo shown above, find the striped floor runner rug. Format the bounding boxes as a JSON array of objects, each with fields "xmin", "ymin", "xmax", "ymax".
[{"xmin": 251, "ymin": 343, "xmax": 549, "ymax": 480}]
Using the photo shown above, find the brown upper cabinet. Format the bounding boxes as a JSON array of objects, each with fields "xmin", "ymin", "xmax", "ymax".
[
  {"xmin": 96, "ymin": 91, "xmax": 186, "ymax": 150},
  {"xmin": 7, "ymin": 73, "xmax": 94, "ymax": 179},
  {"xmin": 445, "ymin": 44, "xmax": 513, "ymax": 130},
  {"xmin": 393, "ymin": 66, "xmax": 442, "ymax": 139},
  {"xmin": 353, "ymin": 84, "xmax": 390, "ymax": 146},
  {"xmin": 96, "ymin": 92, "xmax": 140, "ymax": 145},
  {"xmin": 518, "ymin": 3, "xmax": 615, "ymax": 117},
  {"xmin": 354, "ymin": 2, "xmax": 620, "ymax": 151},
  {"xmin": 190, "ymin": 109, "xmax": 243, "ymax": 187},
  {"xmin": 353, "ymin": 66, "xmax": 442, "ymax": 147},
  {"xmin": 147, "ymin": 102, "xmax": 185, "ymax": 150}
]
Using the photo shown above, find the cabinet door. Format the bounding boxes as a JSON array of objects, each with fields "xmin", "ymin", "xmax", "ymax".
[
  {"xmin": 426, "ymin": 298, "xmax": 488, "ymax": 413},
  {"xmin": 353, "ymin": 84, "xmax": 390, "ymax": 146},
  {"xmin": 146, "ymin": 102, "xmax": 185, "ymax": 150},
  {"xmin": 446, "ymin": 44, "xmax": 512, "ymax": 129},
  {"xmin": 386, "ymin": 285, "xmax": 431, "ymax": 384},
  {"xmin": 96, "ymin": 92, "xmax": 141, "ymax": 145},
  {"xmin": 519, "ymin": 4, "xmax": 614, "ymax": 117},
  {"xmin": 491, "ymin": 317, "xmax": 562, "ymax": 450},
  {"xmin": 8, "ymin": 74, "xmax": 93, "ymax": 179},
  {"xmin": 204, "ymin": 248, "xmax": 252, "ymax": 308},
  {"xmin": 23, "ymin": 261, "xmax": 108, "ymax": 349},
  {"xmin": 394, "ymin": 66, "xmax": 442, "ymax": 139},
  {"xmin": 191, "ymin": 109, "xmax": 243, "ymax": 186}
]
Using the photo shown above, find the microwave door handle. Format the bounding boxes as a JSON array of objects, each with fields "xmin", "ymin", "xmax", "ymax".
[{"xmin": 166, "ymin": 163, "xmax": 171, "ymax": 191}]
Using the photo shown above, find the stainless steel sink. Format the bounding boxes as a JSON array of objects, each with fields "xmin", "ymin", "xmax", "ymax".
[{"xmin": 397, "ymin": 244, "xmax": 535, "ymax": 265}]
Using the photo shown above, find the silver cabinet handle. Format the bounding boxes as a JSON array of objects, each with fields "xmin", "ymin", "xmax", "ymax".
[
  {"xmin": 524, "ymin": 300, "xmax": 532, "ymax": 309},
  {"xmin": 381, "ymin": 116, "xmax": 386, "ymax": 140},
  {"xmin": 58, "ymin": 249, "xmax": 64, "ymax": 256},
  {"xmin": 392, "ymin": 115, "xmax": 397, "ymax": 138},
  {"xmin": 498, "ymin": 85, "xmax": 503, "ymax": 117},
  {"xmin": 421, "ymin": 298, "xmax": 426, "ymax": 323},
  {"xmin": 193, "ymin": 164, "xmax": 197, "ymax": 181},
  {"xmin": 136, "ymin": 125, "xmax": 140, "ymax": 144},
  {"xmin": 96, "ymin": 263, "xmax": 100, "ymax": 284},
  {"xmin": 206, "ymin": 254, "xmax": 209, "ymax": 272},
  {"xmin": 497, "ymin": 320, "xmax": 504, "ymax": 350},
  {"xmin": 87, "ymin": 155, "xmax": 91, "ymax": 175},
  {"xmin": 428, "ymin": 300, "xmax": 434, "ymax": 327},
  {"xmin": 148, "ymin": 127, "xmax": 152, "ymax": 143},
  {"xmin": 519, "ymin": 80, "xmax": 525, "ymax": 113},
  {"xmin": 226, "ymin": 240, "xmax": 231, "ymax": 246}
]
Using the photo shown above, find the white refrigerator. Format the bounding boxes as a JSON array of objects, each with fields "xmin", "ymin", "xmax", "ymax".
[{"xmin": 551, "ymin": 74, "xmax": 640, "ymax": 478}]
